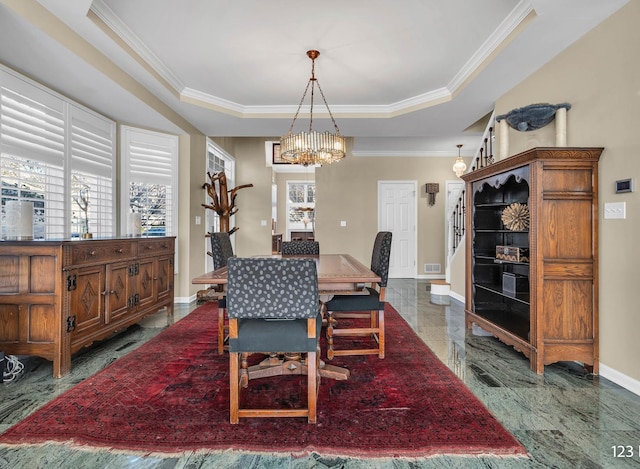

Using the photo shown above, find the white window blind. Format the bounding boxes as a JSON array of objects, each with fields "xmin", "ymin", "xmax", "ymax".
[
  {"xmin": 121, "ymin": 126, "xmax": 178, "ymax": 237},
  {"xmin": 0, "ymin": 72, "xmax": 66, "ymax": 238},
  {"xmin": 69, "ymin": 105, "xmax": 115, "ymax": 237},
  {"xmin": 1, "ymin": 65, "xmax": 115, "ymax": 238}
]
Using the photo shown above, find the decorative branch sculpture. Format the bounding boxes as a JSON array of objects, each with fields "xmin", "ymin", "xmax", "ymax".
[{"xmin": 202, "ymin": 171, "xmax": 253, "ymax": 235}]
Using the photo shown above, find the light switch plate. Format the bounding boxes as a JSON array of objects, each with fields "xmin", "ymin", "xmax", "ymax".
[
  {"xmin": 340, "ymin": 220, "xmax": 347, "ymax": 227},
  {"xmin": 604, "ymin": 202, "xmax": 626, "ymax": 219}
]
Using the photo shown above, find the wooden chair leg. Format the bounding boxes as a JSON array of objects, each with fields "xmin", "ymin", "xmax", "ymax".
[
  {"xmin": 229, "ymin": 352, "xmax": 239, "ymax": 424},
  {"xmin": 325, "ymin": 308, "xmax": 385, "ymax": 359},
  {"xmin": 326, "ymin": 312, "xmax": 335, "ymax": 360},
  {"xmin": 218, "ymin": 306, "xmax": 225, "ymax": 355},
  {"xmin": 378, "ymin": 308, "xmax": 385, "ymax": 359},
  {"xmin": 307, "ymin": 351, "xmax": 317, "ymax": 423}
]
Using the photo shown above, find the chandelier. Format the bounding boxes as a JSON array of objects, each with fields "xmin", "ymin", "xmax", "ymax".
[
  {"xmin": 280, "ymin": 50, "xmax": 345, "ymax": 166},
  {"xmin": 453, "ymin": 144, "xmax": 467, "ymax": 177}
]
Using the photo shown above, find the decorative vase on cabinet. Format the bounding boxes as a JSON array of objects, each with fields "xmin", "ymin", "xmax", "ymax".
[{"xmin": 461, "ymin": 147, "xmax": 602, "ymax": 374}]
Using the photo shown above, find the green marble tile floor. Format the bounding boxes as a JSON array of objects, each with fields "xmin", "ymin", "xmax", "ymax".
[{"xmin": 1, "ymin": 279, "xmax": 640, "ymax": 468}]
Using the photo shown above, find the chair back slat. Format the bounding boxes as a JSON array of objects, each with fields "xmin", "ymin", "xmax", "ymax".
[
  {"xmin": 227, "ymin": 258, "xmax": 318, "ymax": 319},
  {"xmin": 370, "ymin": 231, "xmax": 392, "ymax": 287}
]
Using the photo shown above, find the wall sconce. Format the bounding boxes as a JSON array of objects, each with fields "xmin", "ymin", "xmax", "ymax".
[
  {"xmin": 453, "ymin": 144, "xmax": 467, "ymax": 177},
  {"xmin": 425, "ymin": 183, "xmax": 439, "ymax": 206}
]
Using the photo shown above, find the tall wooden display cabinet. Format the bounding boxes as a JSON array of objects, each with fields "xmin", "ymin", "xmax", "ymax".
[{"xmin": 461, "ymin": 147, "xmax": 602, "ymax": 374}]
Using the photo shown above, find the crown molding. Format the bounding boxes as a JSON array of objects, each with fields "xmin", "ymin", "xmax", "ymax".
[
  {"xmin": 90, "ymin": 0, "xmax": 185, "ymax": 94},
  {"xmin": 448, "ymin": 1, "xmax": 535, "ymax": 94},
  {"xmin": 352, "ymin": 150, "xmax": 473, "ymax": 158},
  {"xmin": 90, "ymin": 0, "xmax": 533, "ymax": 119}
]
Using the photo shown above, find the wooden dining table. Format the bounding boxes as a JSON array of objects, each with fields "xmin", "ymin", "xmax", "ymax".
[
  {"xmin": 192, "ymin": 253, "xmax": 381, "ymax": 380},
  {"xmin": 192, "ymin": 253, "xmax": 380, "ymax": 294}
]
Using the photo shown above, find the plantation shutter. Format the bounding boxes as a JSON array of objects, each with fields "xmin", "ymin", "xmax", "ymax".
[
  {"xmin": 69, "ymin": 105, "xmax": 116, "ymax": 237},
  {"xmin": 121, "ymin": 126, "xmax": 177, "ymax": 237},
  {"xmin": 0, "ymin": 71, "xmax": 66, "ymax": 238},
  {"xmin": 1, "ymin": 65, "xmax": 116, "ymax": 239}
]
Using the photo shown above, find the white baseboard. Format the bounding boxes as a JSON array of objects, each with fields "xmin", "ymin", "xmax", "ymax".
[
  {"xmin": 174, "ymin": 294, "xmax": 197, "ymax": 304},
  {"xmin": 600, "ymin": 363, "xmax": 640, "ymax": 397},
  {"xmin": 449, "ymin": 291, "xmax": 464, "ymax": 304},
  {"xmin": 415, "ymin": 274, "xmax": 446, "ymax": 280}
]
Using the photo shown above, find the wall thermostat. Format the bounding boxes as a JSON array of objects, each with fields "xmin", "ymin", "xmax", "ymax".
[{"xmin": 615, "ymin": 178, "xmax": 633, "ymax": 193}]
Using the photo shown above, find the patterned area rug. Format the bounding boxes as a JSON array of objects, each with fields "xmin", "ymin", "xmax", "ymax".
[{"xmin": 0, "ymin": 303, "xmax": 527, "ymax": 459}]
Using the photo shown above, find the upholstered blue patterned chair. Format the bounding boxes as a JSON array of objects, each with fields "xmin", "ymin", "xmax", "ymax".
[
  {"xmin": 281, "ymin": 240, "xmax": 320, "ymax": 256},
  {"xmin": 210, "ymin": 232, "xmax": 235, "ymax": 354},
  {"xmin": 226, "ymin": 257, "xmax": 322, "ymax": 424},
  {"xmin": 325, "ymin": 231, "xmax": 392, "ymax": 359},
  {"xmin": 210, "ymin": 232, "xmax": 234, "ymax": 270}
]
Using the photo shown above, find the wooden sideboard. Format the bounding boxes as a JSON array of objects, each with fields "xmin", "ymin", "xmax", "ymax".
[{"xmin": 0, "ymin": 237, "xmax": 175, "ymax": 378}]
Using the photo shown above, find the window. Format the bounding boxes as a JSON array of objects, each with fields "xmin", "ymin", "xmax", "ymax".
[
  {"xmin": 0, "ymin": 65, "xmax": 115, "ymax": 239},
  {"xmin": 120, "ymin": 126, "xmax": 178, "ymax": 237},
  {"xmin": 205, "ymin": 139, "xmax": 235, "ymax": 271},
  {"xmin": 286, "ymin": 181, "xmax": 315, "ymax": 238}
]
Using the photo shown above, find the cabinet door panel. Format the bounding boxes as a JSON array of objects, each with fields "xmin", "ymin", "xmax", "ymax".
[
  {"xmin": 105, "ymin": 262, "xmax": 130, "ymax": 323},
  {"xmin": 137, "ymin": 258, "xmax": 155, "ymax": 309},
  {"xmin": 156, "ymin": 256, "xmax": 173, "ymax": 301},
  {"xmin": 70, "ymin": 266, "xmax": 104, "ymax": 335}
]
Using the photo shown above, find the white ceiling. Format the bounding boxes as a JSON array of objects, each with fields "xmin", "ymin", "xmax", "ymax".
[{"xmin": 0, "ymin": 0, "xmax": 629, "ymax": 156}]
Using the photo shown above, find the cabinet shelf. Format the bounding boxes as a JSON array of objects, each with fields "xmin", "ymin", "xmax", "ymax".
[
  {"xmin": 470, "ymin": 307, "xmax": 530, "ymax": 342},
  {"xmin": 475, "ymin": 229, "xmax": 529, "ymax": 234},
  {"xmin": 474, "ymin": 283, "xmax": 530, "ymax": 305},
  {"xmin": 474, "ymin": 201, "xmax": 528, "ymax": 208},
  {"xmin": 474, "ymin": 254, "xmax": 529, "ymax": 266}
]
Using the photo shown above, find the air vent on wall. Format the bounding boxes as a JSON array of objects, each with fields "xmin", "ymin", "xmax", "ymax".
[{"xmin": 424, "ymin": 263, "xmax": 441, "ymax": 273}]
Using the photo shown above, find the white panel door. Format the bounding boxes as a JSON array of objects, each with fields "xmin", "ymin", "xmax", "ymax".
[{"xmin": 378, "ymin": 181, "xmax": 417, "ymax": 278}]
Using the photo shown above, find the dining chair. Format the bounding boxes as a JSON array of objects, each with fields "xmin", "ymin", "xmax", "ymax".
[
  {"xmin": 210, "ymin": 232, "xmax": 235, "ymax": 354},
  {"xmin": 226, "ymin": 257, "xmax": 322, "ymax": 424},
  {"xmin": 325, "ymin": 231, "xmax": 392, "ymax": 359},
  {"xmin": 281, "ymin": 240, "xmax": 320, "ymax": 255}
]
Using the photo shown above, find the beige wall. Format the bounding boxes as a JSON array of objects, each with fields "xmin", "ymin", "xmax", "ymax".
[
  {"xmin": 492, "ymin": 1, "xmax": 640, "ymax": 381},
  {"xmin": 214, "ymin": 138, "xmax": 275, "ymax": 258},
  {"xmin": 174, "ymin": 133, "xmax": 207, "ymax": 300},
  {"xmin": 315, "ymin": 151, "xmax": 456, "ymax": 271},
  {"xmin": 212, "ymin": 138, "xmax": 458, "ymax": 273}
]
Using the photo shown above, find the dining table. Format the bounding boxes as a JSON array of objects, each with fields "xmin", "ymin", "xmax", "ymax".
[
  {"xmin": 192, "ymin": 253, "xmax": 380, "ymax": 294},
  {"xmin": 192, "ymin": 253, "xmax": 381, "ymax": 380}
]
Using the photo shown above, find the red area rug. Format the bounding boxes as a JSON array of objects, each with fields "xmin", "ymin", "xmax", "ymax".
[{"xmin": 0, "ymin": 303, "xmax": 527, "ymax": 459}]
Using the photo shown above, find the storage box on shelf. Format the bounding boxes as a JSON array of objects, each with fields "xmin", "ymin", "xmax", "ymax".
[
  {"xmin": 0, "ymin": 237, "xmax": 175, "ymax": 378},
  {"xmin": 461, "ymin": 147, "xmax": 602, "ymax": 374},
  {"xmin": 496, "ymin": 245, "xmax": 529, "ymax": 263}
]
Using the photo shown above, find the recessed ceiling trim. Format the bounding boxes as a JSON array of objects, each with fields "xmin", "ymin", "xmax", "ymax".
[
  {"xmin": 90, "ymin": 0, "xmax": 185, "ymax": 94},
  {"xmin": 447, "ymin": 0, "xmax": 535, "ymax": 94},
  {"xmin": 182, "ymin": 86, "xmax": 453, "ymax": 119},
  {"xmin": 90, "ymin": 0, "xmax": 533, "ymax": 120},
  {"xmin": 352, "ymin": 150, "xmax": 474, "ymax": 158}
]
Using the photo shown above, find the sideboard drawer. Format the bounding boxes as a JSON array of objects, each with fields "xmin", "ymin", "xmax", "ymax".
[
  {"xmin": 138, "ymin": 238, "xmax": 174, "ymax": 256},
  {"xmin": 66, "ymin": 240, "xmax": 136, "ymax": 266}
]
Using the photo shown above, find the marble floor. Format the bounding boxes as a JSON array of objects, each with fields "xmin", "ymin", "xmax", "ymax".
[{"xmin": 2, "ymin": 279, "xmax": 640, "ymax": 468}]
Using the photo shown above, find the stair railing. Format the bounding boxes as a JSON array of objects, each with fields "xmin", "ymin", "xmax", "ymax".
[{"xmin": 445, "ymin": 111, "xmax": 496, "ymax": 283}]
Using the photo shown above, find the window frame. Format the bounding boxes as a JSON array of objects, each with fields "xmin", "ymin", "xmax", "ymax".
[{"xmin": 286, "ymin": 180, "xmax": 315, "ymax": 240}]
